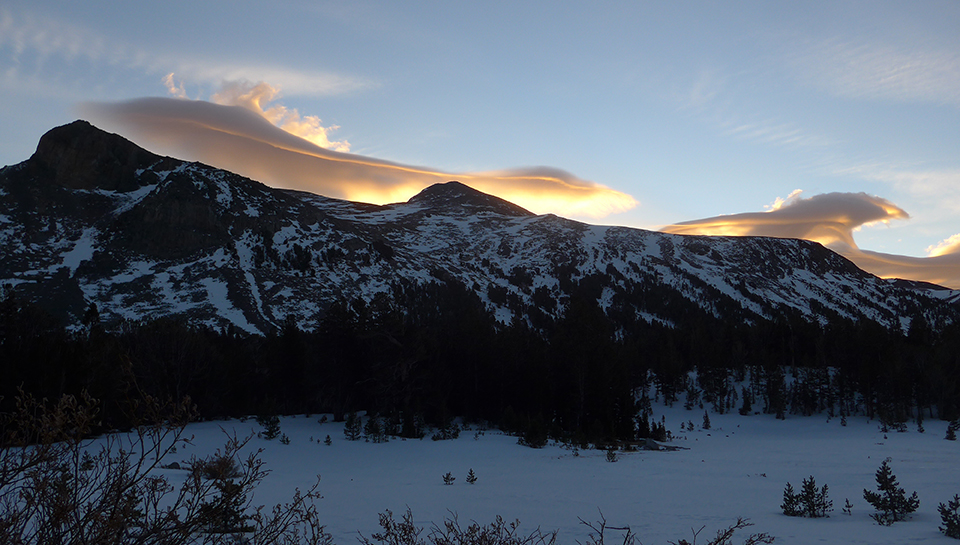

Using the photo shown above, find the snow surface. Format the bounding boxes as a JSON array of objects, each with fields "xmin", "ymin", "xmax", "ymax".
[
  {"xmin": 57, "ymin": 226, "xmax": 99, "ymax": 274},
  {"xmin": 125, "ymin": 405, "xmax": 960, "ymax": 545}
]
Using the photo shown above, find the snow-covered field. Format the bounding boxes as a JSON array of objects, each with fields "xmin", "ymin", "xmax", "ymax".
[{"xmin": 165, "ymin": 406, "xmax": 959, "ymax": 544}]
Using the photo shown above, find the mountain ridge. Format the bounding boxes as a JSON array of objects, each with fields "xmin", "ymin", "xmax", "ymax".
[{"xmin": 1, "ymin": 120, "xmax": 957, "ymax": 334}]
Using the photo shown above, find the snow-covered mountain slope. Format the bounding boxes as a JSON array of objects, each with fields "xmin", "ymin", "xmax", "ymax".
[{"xmin": 2, "ymin": 121, "xmax": 957, "ymax": 333}]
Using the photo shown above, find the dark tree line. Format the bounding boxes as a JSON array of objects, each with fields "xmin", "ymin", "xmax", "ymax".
[{"xmin": 2, "ymin": 277, "xmax": 959, "ymax": 444}]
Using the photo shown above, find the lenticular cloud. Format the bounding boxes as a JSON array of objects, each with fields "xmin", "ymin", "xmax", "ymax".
[
  {"xmin": 662, "ymin": 192, "xmax": 960, "ymax": 289},
  {"xmin": 79, "ymin": 97, "xmax": 637, "ymax": 219}
]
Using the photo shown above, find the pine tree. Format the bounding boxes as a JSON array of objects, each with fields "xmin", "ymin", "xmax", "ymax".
[
  {"xmin": 465, "ymin": 468, "xmax": 478, "ymax": 485},
  {"xmin": 738, "ymin": 386, "xmax": 752, "ymax": 416},
  {"xmin": 323, "ymin": 435, "xmax": 332, "ymax": 446},
  {"xmin": 442, "ymin": 472, "xmax": 456, "ymax": 485},
  {"xmin": 842, "ymin": 498, "xmax": 853, "ymax": 516},
  {"xmin": 344, "ymin": 412, "xmax": 362, "ymax": 441},
  {"xmin": 781, "ymin": 483, "xmax": 802, "ymax": 517},
  {"xmin": 939, "ymin": 494, "xmax": 960, "ymax": 539},
  {"xmin": 863, "ymin": 460, "xmax": 920, "ymax": 525},
  {"xmin": 702, "ymin": 410, "xmax": 711, "ymax": 430},
  {"xmin": 364, "ymin": 415, "xmax": 387, "ymax": 443},
  {"xmin": 782, "ymin": 477, "xmax": 832, "ymax": 518},
  {"xmin": 947, "ymin": 420, "xmax": 959, "ymax": 441},
  {"xmin": 799, "ymin": 476, "xmax": 833, "ymax": 518},
  {"xmin": 256, "ymin": 414, "xmax": 281, "ymax": 440}
]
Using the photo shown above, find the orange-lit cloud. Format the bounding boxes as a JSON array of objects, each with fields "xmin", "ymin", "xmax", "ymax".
[
  {"xmin": 926, "ymin": 234, "xmax": 960, "ymax": 258},
  {"xmin": 662, "ymin": 191, "xmax": 908, "ymax": 251},
  {"xmin": 78, "ymin": 96, "xmax": 637, "ymax": 219},
  {"xmin": 662, "ymin": 191, "xmax": 960, "ymax": 289},
  {"xmin": 206, "ymin": 78, "xmax": 351, "ymax": 153}
]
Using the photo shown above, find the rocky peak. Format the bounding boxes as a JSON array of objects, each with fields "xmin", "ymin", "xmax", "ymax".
[
  {"xmin": 30, "ymin": 120, "xmax": 175, "ymax": 192},
  {"xmin": 408, "ymin": 181, "xmax": 533, "ymax": 217}
]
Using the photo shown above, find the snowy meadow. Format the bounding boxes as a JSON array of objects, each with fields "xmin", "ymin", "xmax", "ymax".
[{"xmin": 161, "ymin": 405, "xmax": 959, "ymax": 545}]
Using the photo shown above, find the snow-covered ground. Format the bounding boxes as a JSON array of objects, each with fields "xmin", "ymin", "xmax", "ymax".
[{"xmin": 154, "ymin": 404, "xmax": 960, "ymax": 545}]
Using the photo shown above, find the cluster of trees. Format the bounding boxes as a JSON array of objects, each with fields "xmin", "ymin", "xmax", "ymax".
[
  {"xmin": 2, "ymin": 275, "xmax": 959, "ymax": 446},
  {"xmin": 779, "ymin": 461, "xmax": 960, "ymax": 539}
]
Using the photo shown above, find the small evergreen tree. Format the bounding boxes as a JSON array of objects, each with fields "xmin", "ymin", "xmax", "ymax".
[
  {"xmin": 702, "ymin": 411, "xmax": 711, "ymax": 430},
  {"xmin": 256, "ymin": 414, "xmax": 281, "ymax": 441},
  {"xmin": 842, "ymin": 498, "xmax": 853, "ymax": 516},
  {"xmin": 939, "ymin": 494, "xmax": 960, "ymax": 539},
  {"xmin": 782, "ymin": 477, "xmax": 832, "ymax": 518},
  {"xmin": 799, "ymin": 476, "xmax": 833, "ymax": 518},
  {"xmin": 636, "ymin": 413, "xmax": 650, "ymax": 439},
  {"xmin": 465, "ymin": 469, "xmax": 478, "ymax": 485},
  {"xmin": 364, "ymin": 415, "xmax": 388, "ymax": 443},
  {"xmin": 738, "ymin": 387, "xmax": 752, "ymax": 416},
  {"xmin": 863, "ymin": 460, "xmax": 919, "ymax": 525},
  {"xmin": 442, "ymin": 472, "xmax": 456, "ymax": 485},
  {"xmin": 344, "ymin": 412, "xmax": 362, "ymax": 441},
  {"xmin": 605, "ymin": 448, "xmax": 618, "ymax": 463},
  {"xmin": 781, "ymin": 483, "xmax": 802, "ymax": 517},
  {"xmin": 946, "ymin": 420, "xmax": 959, "ymax": 441},
  {"xmin": 323, "ymin": 435, "xmax": 332, "ymax": 446}
]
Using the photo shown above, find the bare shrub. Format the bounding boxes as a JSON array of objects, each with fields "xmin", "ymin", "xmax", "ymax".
[
  {"xmin": 0, "ymin": 389, "xmax": 329, "ymax": 544},
  {"xmin": 359, "ymin": 509, "xmax": 557, "ymax": 545}
]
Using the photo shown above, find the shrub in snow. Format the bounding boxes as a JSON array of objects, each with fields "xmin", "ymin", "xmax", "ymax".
[
  {"xmin": 359, "ymin": 508, "xmax": 558, "ymax": 545},
  {"xmin": 0, "ymin": 391, "xmax": 327, "ymax": 545},
  {"xmin": 702, "ymin": 411, "xmax": 711, "ymax": 430},
  {"xmin": 466, "ymin": 468, "xmax": 478, "ymax": 484},
  {"xmin": 443, "ymin": 472, "xmax": 456, "ymax": 485},
  {"xmin": 863, "ymin": 460, "xmax": 919, "ymax": 525},
  {"xmin": 605, "ymin": 448, "xmax": 618, "ymax": 463},
  {"xmin": 324, "ymin": 434, "xmax": 333, "ymax": 445},
  {"xmin": 940, "ymin": 494, "xmax": 960, "ymax": 539},
  {"xmin": 432, "ymin": 421, "xmax": 461, "ymax": 441},
  {"xmin": 580, "ymin": 513, "xmax": 773, "ymax": 545},
  {"xmin": 781, "ymin": 476, "xmax": 832, "ymax": 518},
  {"xmin": 669, "ymin": 518, "xmax": 774, "ymax": 545}
]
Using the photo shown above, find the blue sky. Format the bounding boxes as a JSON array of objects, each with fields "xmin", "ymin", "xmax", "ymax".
[{"xmin": 2, "ymin": 1, "xmax": 960, "ymax": 286}]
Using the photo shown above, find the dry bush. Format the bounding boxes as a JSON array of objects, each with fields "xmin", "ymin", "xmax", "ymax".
[{"xmin": 0, "ymin": 389, "xmax": 328, "ymax": 544}]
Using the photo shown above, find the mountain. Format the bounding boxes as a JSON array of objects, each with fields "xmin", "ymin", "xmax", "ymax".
[{"xmin": 1, "ymin": 120, "xmax": 958, "ymax": 334}]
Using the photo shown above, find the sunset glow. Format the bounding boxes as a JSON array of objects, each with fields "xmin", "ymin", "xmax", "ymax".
[
  {"xmin": 662, "ymin": 192, "xmax": 960, "ymax": 288},
  {"xmin": 81, "ymin": 97, "xmax": 638, "ymax": 219}
]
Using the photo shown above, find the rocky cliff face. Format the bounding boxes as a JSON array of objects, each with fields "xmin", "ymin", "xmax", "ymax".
[{"xmin": 2, "ymin": 121, "xmax": 957, "ymax": 333}]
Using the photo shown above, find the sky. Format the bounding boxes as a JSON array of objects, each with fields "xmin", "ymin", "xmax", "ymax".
[{"xmin": 2, "ymin": 1, "xmax": 960, "ymax": 287}]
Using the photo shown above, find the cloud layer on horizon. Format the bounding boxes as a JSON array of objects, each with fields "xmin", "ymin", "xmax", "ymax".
[
  {"xmin": 79, "ymin": 97, "xmax": 638, "ymax": 219},
  {"xmin": 662, "ymin": 191, "xmax": 960, "ymax": 289},
  {"xmin": 75, "ymin": 94, "xmax": 960, "ymax": 289}
]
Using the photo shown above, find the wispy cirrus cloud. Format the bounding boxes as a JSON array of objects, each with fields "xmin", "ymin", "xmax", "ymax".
[
  {"xmin": 676, "ymin": 67, "xmax": 834, "ymax": 152},
  {"xmin": 833, "ymin": 162, "xmax": 960, "ymax": 214},
  {"xmin": 788, "ymin": 37, "xmax": 960, "ymax": 106},
  {"xmin": 721, "ymin": 118, "xmax": 833, "ymax": 149},
  {"xmin": 80, "ymin": 96, "xmax": 637, "ymax": 219},
  {"xmin": 0, "ymin": 6, "xmax": 371, "ymax": 98}
]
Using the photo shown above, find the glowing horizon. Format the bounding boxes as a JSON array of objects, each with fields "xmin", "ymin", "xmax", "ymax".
[{"xmin": 80, "ymin": 96, "xmax": 637, "ymax": 220}]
